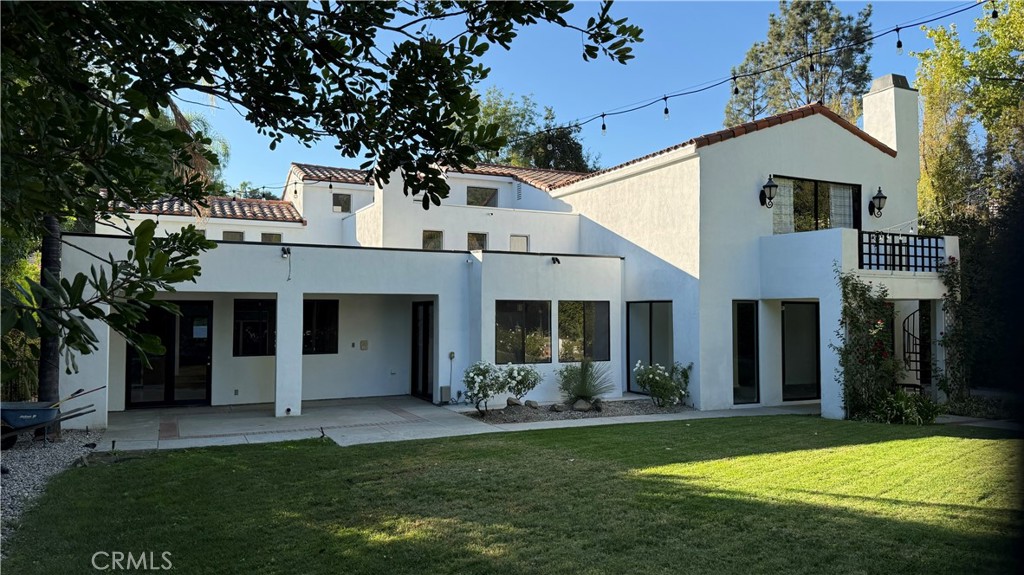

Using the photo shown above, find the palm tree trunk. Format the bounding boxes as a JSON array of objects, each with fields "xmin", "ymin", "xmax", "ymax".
[{"xmin": 38, "ymin": 214, "xmax": 62, "ymax": 434}]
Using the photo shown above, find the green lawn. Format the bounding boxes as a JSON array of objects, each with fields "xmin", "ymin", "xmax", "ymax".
[{"xmin": 4, "ymin": 416, "xmax": 1021, "ymax": 574}]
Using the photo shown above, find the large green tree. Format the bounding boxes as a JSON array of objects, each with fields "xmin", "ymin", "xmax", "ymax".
[
  {"xmin": 1, "ymin": 1, "xmax": 641, "ymax": 395},
  {"xmin": 475, "ymin": 87, "xmax": 598, "ymax": 172},
  {"xmin": 914, "ymin": 0, "xmax": 1023, "ymax": 390},
  {"xmin": 724, "ymin": 0, "xmax": 872, "ymax": 126}
]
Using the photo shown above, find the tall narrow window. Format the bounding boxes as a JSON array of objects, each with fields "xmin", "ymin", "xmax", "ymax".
[
  {"xmin": 233, "ymin": 299, "xmax": 276, "ymax": 357},
  {"xmin": 223, "ymin": 231, "xmax": 244, "ymax": 242},
  {"xmin": 558, "ymin": 301, "xmax": 611, "ymax": 362},
  {"xmin": 467, "ymin": 232, "xmax": 488, "ymax": 251},
  {"xmin": 495, "ymin": 301, "xmax": 551, "ymax": 364},
  {"xmin": 261, "ymin": 233, "xmax": 282, "ymax": 243},
  {"xmin": 733, "ymin": 301, "xmax": 759, "ymax": 405},
  {"xmin": 467, "ymin": 187, "xmax": 498, "ymax": 207},
  {"xmin": 303, "ymin": 300, "xmax": 339, "ymax": 354},
  {"xmin": 333, "ymin": 193, "xmax": 352, "ymax": 213},
  {"xmin": 509, "ymin": 235, "xmax": 529, "ymax": 252},
  {"xmin": 422, "ymin": 230, "xmax": 443, "ymax": 251}
]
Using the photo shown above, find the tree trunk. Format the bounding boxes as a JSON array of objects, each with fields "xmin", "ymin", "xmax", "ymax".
[{"xmin": 37, "ymin": 214, "xmax": 62, "ymax": 435}]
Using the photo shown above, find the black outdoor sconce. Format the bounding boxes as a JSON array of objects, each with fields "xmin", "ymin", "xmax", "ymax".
[
  {"xmin": 759, "ymin": 175, "xmax": 778, "ymax": 208},
  {"xmin": 868, "ymin": 187, "xmax": 887, "ymax": 218}
]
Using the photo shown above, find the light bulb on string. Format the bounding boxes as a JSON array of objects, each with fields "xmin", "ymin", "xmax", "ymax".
[
  {"xmin": 663, "ymin": 96, "xmax": 670, "ymax": 121},
  {"xmin": 895, "ymin": 27, "xmax": 903, "ymax": 55},
  {"xmin": 601, "ymin": 113, "xmax": 607, "ymax": 136},
  {"xmin": 328, "ymin": 181, "xmax": 333, "ymax": 190},
  {"xmin": 546, "ymin": 134, "xmax": 553, "ymax": 151},
  {"xmin": 732, "ymin": 76, "xmax": 739, "ymax": 95},
  {"xmin": 808, "ymin": 52, "xmax": 815, "ymax": 73},
  {"xmin": 992, "ymin": 1, "xmax": 998, "ymax": 19}
]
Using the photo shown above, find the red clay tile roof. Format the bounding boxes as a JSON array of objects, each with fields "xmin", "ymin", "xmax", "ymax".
[
  {"xmin": 291, "ymin": 163, "xmax": 372, "ymax": 185},
  {"xmin": 290, "ymin": 161, "xmax": 587, "ymax": 192},
  {"xmin": 549, "ymin": 102, "xmax": 897, "ymax": 190},
  {"xmin": 132, "ymin": 196, "xmax": 304, "ymax": 223}
]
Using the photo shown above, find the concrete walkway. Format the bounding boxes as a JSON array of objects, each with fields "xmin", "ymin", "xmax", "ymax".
[{"xmin": 97, "ymin": 397, "xmax": 822, "ymax": 451}]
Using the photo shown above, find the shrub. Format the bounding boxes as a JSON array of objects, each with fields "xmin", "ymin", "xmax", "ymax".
[
  {"xmin": 462, "ymin": 361, "xmax": 503, "ymax": 415},
  {"xmin": 867, "ymin": 389, "xmax": 941, "ymax": 425},
  {"xmin": 633, "ymin": 361, "xmax": 692, "ymax": 407},
  {"xmin": 557, "ymin": 359, "xmax": 614, "ymax": 403},
  {"xmin": 502, "ymin": 364, "xmax": 542, "ymax": 400}
]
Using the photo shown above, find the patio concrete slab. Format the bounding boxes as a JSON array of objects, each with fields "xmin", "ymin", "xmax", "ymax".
[{"xmin": 95, "ymin": 396, "xmax": 823, "ymax": 451}]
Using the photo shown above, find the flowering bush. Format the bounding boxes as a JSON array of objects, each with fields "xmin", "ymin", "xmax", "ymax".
[
  {"xmin": 462, "ymin": 361, "xmax": 503, "ymax": 415},
  {"xmin": 633, "ymin": 361, "xmax": 692, "ymax": 407},
  {"xmin": 502, "ymin": 364, "xmax": 542, "ymax": 400}
]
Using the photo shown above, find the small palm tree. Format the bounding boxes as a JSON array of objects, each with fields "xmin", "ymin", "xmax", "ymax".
[{"xmin": 558, "ymin": 359, "xmax": 614, "ymax": 403}]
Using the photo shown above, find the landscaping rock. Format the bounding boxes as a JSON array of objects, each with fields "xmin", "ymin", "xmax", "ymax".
[
  {"xmin": 572, "ymin": 399, "xmax": 592, "ymax": 412},
  {"xmin": 524, "ymin": 400, "xmax": 540, "ymax": 409},
  {"xmin": 506, "ymin": 397, "xmax": 522, "ymax": 407},
  {"xmin": 550, "ymin": 403, "xmax": 567, "ymax": 412}
]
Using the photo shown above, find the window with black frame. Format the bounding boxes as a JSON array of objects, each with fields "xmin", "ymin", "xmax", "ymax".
[
  {"xmin": 495, "ymin": 301, "xmax": 551, "ymax": 364},
  {"xmin": 303, "ymin": 300, "xmax": 339, "ymax": 354},
  {"xmin": 558, "ymin": 301, "xmax": 610, "ymax": 362},
  {"xmin": 233, "ymin": 299, "xmax": 276, "ymax": 356}
]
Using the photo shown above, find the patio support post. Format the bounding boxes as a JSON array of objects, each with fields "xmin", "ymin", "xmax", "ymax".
[
  {"xmin": 819, "ymin": 294, "xmax": 844, "ymax": 420},
  {"xmin": 275, "ymin": 289, "xmax": 303, "ymax": 417}
]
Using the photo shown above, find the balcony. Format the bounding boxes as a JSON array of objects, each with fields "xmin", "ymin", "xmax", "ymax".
[{"xmin": 858, "ymin": 231, "xmax": 945, "ymax": 273}]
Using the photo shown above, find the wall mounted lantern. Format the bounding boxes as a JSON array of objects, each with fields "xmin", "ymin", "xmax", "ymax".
[
  {"xmin": 551, "ymin": 257, "xmax": 561, "ymax": 265},
  {"xmin": 281, "ymin": 247, "xmax": 292, "ymax": 259},
  {"xmin": 759, "ymin": 175, "xmax": 778, "ymax": 208},
  {"xmin": 868, "ymin": 187, "xmax": 887, "ymax": 218}
]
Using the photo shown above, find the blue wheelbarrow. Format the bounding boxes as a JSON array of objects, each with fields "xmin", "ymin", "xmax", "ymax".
[{"xmin": 0, "ymin": 386, "xmax": 105, "ymax": 450}]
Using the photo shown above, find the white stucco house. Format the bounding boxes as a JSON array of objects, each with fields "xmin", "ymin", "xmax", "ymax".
[{"xmin": 60, "ymin": 74, "xmax": 957, "ymax": 428}]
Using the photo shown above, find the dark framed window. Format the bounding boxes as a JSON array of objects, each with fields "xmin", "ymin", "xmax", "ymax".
[
  {"xmin": 467, "ymin": 186, "xmax": 498, "ymax": 207},
  {"xmin": 509, "ymin": 235, "xmax": 529, "ymax": 252},
  {"xmin": 558, "ymin": 301, "xmax": 610, "ymax": 362},
  {"xmin": 333, "ymin": 193, "xmax": 352, "ymax": 213},
  {"xmin": 196, "ymin": 229, "xmax": 207, "ymax": 238},
  {"xmin": 261, "ymin": 233, "xmax": 282, "ymax": 243},
  {"xmin": 422, "ymin": 230, "xmax": 443, "ymax": 251},
  {"xmin": 733, "ymin": 301, "xmax": 759, "ymax": 405},
  {"xmin": 223, "ymin": 231, "xmax": 244, "ymax": 242},
  {"xmin": 303, "ymin": 300, "xmax": 339, "ymax": 354},
  {"xmin": 495, "ymin": 300, "xmax": 551, "ymax": 364},
  {"xmin": 467, "ymin": 232, "xmax": 487, "ymax": 251},
  {"xmin": 233, "ymin": 299, "xmax": 276, "ymax": 357}
]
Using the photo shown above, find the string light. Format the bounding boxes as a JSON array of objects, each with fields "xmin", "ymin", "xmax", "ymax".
[
  {"xmin": 498, "ymin": 0, "xmax": 985, "ymax": 143},
  {"xmin": 808, "ymin": 52, "xmax": 815, "ymax": 73},
  {"xmin": 732, "ymin": 76, "xmax": 739, "ymax": 95},
  {"xmin": 663, "ymin": 96, "xmax": 670, "ymax": 121},
  {"xmin": 991, "ymin": 1, "xmax": 998, "ymax": 19}
]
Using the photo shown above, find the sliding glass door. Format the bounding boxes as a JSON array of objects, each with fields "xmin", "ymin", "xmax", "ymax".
[{"xmin": 782, "ymin": 301, "xmax": 820, "ymax": 401}]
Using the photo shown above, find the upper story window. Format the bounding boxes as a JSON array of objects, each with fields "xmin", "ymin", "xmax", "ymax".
[
  {"xmin": 467, "ymin": 186, "xmax": 498, "ymax": 207},
  {"xmin": 510, "ymin": 235, "xmax": 529, "ymax": 252},
  {"xmin": 261, "ymin": 233, "xmax": 282, "ymax": 244},
  {"xmin": 333, "ymin": 193, "xmax": 352, "ymax": 213},
  {"xmin": 223, "ymin": 231, "xmax": 244, "ymax": 242},
  {"xmin": 196, "ymin": 229, "xmax": 207, "ymax": 238},
  {"xmin": 422, "ymin": 230, "xmax": 443, "ymax": 251},
  {"xmin": 467, "ymin": 232, "xmax": 487, "ymax": 251},
  {"xmin": 233, "ymin": 299, "xmax": 275, "ymax": 357},
  {"xmin": 773, "ymin": 177, "xmax": 860, "ymax": 234}
]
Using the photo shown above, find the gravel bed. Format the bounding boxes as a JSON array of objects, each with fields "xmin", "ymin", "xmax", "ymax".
[
  {"xmin": 1, "ymin": 429, "xmax": 102, "ymax": 553},
  {"xmin": 466, "ymin": 399, "xmax": 689, "ymax": 425}
]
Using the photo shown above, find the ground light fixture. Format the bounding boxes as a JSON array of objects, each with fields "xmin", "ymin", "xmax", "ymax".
[
  {"xmin": 759, "ymin": 175, "xmax": 778, "ymax": 208},
  {"xmin": 868, "ymin": 187, "xmax": 887, "ymax": 218}
]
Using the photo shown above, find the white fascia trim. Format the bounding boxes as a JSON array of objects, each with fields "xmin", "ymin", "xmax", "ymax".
[{"xmin": 552, "ymin": 146, "xmax": 698, "ymax": 198}]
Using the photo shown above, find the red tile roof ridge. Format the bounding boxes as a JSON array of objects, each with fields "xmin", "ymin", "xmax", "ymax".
[{"xmin": 550, "ymin": 102, "xmax": 896, "ymax": 191}]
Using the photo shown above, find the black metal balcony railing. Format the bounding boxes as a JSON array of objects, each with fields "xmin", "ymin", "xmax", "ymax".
[{"xmin": 859, "ymin": 231, "xmax": 946, "ymax": 272}]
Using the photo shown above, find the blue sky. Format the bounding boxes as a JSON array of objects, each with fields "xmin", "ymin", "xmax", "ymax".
[{"xmin": 176, "ymin": 1, "xmax": 984, "ymax": 195}]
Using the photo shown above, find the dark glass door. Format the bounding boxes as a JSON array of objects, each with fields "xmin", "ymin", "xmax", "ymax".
[
  {"xmin": 782, "ymin": 301, "xmax": 820, "ymax": 401},
  {"xmin": 126, "ymin": 301, "xmax": 213, "ymax": 408},
  {"xmin": 411, "ymin": 301, "xmax": 434, "ymax": 400},
  {"xmin": 626, "ymin": 301, "xmax": 673, "ymax": 393},
  {"xmin": 733, "ymin": 301, "xmax": 759, "ymax": 404}
]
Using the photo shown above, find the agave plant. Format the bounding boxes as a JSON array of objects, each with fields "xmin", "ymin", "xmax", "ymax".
[{"xmin": 557, "ymin": 359, "xmax": 614, "ymax": 403}]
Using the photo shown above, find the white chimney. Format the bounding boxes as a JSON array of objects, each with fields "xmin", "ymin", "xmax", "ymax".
[{"xmin": 862, "ymin": 74, "xmax": 918, "ymax": 159}]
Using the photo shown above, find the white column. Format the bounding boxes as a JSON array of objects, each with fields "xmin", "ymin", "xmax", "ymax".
[
  {"xmin": 60, "ymin": 312, "xmax": 110, "ymax": 429},
  {"xmin": 275, "ymin": 289, "xmax": 303, "ymax": 416},
  {"xmin": 819, "ymin": 295, "xmax": 845, "ymax": 420}
]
